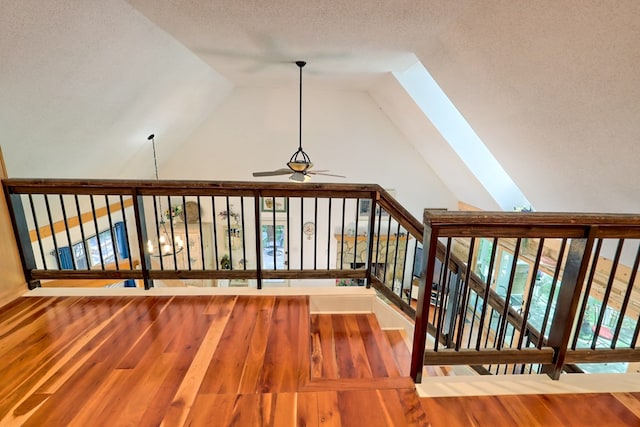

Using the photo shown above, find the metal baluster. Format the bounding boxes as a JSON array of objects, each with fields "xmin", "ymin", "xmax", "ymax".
[
  {"xmin": 539, "ymin": 239, "xmax": 568, "ymax": 347},
  {"xmin": 517, "ymin": 238, "xmax": 544, "ymax": 349},
  {"xmin": 476, "ymin": 238, "xmax": 498, "ymax": 350},
  {"xmin": 313, "ymin": 197, "xmax": 318, "ymax": 270},
  {"xmin": 153, "ymin": 196, "xmax": 164, "ymax": 270},
  {"xmin": 197, "ymin": 196, "xmax": 205, "ymax": 270},
  {"xmin": 58, "ymin": 195, "xmax": 76, "ymax": 269},
  {"xmin": 591, "ymin": 239, "xmax": 624, "ymax": 350},
  {"xmin": 612, "ymin": 243, "xmax": 640, "ymax": 347},
  {"xmin": 74, "ymin": 195, "xmax": 89, "ymax": 270},
  {"xmin": 571, "ymin": 238, "xmax": 602, "ymax": 349},
  {"xmin": 326, "ymin": 198, "xmax": 332, "ymax": 269},
  {"xmin": 240, "ymin": 197, "xmax": 247, "ymax": 270},
  {"xmin": 119, "ymin": 195, "xmax": 133, "ymax": 270},
  {"xmin": 29, "ymin": 194, "xmax": 47, "ymax": 269},
  {"xmin": 90, "ymin": 195, "xmax": 105, "ymax": 270},
  {"xmin": 182, "ymin": 196, "xmax": 191, "ymax": 271},
  {"xmin": 225, "ymin": 196, "xmax": 233, "ymax": 269},
  {"xmin": 211, "ymin": 196, "xmax": 219, "ymax": 270},
  {"xmin": 104, "ymin": 195, "xmax": 117, "ymax": 270},
  {"xmin": 496, "ymin": 238, "xmax": 521, "ymax": 350}
]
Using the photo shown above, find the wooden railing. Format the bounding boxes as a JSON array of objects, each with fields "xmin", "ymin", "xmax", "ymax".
[
  {"xmin": 6, "ymin": 179, "xmax": 640, "ymax": 382},
  {"xmin": 411, "ymin": 211, "xmax": 640, "ymax": 381},
  {"xmin": 2, "ymin": 179, "xmax": 420, "ymax": 305}
]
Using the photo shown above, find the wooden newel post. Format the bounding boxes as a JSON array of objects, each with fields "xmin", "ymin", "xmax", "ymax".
[
  {"xmin": 132, "ymin": 191, "xmax": 152, "ymax": 290},
  {"xmin": 6, "ymin": 191, "xmax": 39, "ymax": 289},
  {"xmin": 542, "ymin": 227, "xmax": 596, "ymax": 379},
  {"xmin": 410, "ymin": 221, "xmax": 438, "ymax": 382}
]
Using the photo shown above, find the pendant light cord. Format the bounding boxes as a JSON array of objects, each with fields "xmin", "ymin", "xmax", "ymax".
[
  {"xmin": 296, "ymin": 61, "xmax": 306, "ymax": 151},
  {"xmin": 148, "ymin": 134, "xmax": 159, "ymax": 181}
]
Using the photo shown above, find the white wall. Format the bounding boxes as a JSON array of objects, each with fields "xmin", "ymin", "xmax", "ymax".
[{"xmin": 160, "ymin": 85, "xmax": 458, "ymax": 218}]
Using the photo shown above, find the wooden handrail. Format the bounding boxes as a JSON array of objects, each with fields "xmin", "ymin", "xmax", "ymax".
[{"xmin": 411, "ymin": 209, "xmax": 640, "ymax": 382}]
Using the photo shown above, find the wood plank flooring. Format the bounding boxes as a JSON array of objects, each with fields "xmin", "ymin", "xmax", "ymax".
[
  {"xmin": 1, "ymin": 295, "xmax": 640, "ymax": 426},
  {"xmin": 0, "ymin": 296, "xmax": 426, "ymax": 426}
]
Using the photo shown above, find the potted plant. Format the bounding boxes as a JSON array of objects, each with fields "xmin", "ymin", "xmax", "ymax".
[{"xmin": 220, "ymin": 254, "xmax": 231, "ymax": 270}]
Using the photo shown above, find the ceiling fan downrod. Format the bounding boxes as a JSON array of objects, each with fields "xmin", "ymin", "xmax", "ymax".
[{"xmin": 288, "ymin": 60, "xmax": 312, "ymax": 172}]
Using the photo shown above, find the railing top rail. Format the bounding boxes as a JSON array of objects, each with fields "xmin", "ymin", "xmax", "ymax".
[
  {"xmin": 424, "ymin": 210, "xmax": 640, "ymax": 238},
  {"xmin": 378, "ymin": 188, "xmax": 423, "ymax": 239},
  {"xmin": 2, "ymin": 178, "xmax": 383, "ymax": 197}
]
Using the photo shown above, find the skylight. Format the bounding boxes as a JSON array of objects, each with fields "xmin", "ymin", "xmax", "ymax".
[{"xmin": 393, "ymin": 61, "xmax": 532, "ymax": 211}]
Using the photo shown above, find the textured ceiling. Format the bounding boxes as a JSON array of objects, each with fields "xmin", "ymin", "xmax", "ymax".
[{"xmin": 1, "ymin": 0, "xmax": 639, "ymax": 212}]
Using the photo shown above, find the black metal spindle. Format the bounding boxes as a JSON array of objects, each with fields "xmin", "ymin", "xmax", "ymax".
[
  {"xmin": 89, "ymin": 195, "xmax": 105, "ymax": 270},
  {"xmin": 74, "ymin": 195, "xmax": 89, "ymax": 270},
  {"xmin": 28, "ymin": 194, "xmax": 47, "ymax": 269},
  {"xmin": 240, "ymin": 197, "xmax": 247, "ymax": 271},
  {"xmin": 254, "ymin": 193, "xmax": 263, "ymax": 289},
  {"xmin": 517, "ymin": 238, "xmax": 544, "ymax": 349},
  {"xmin": 571, "ymin": 238, "xmax": 603, "ymax": 349},
  {"xmin": 211, "ymin": 196, "xmax": 219, "ymax": 270},
  {"xmin": 167, "ymin": 195, "xmax": 178, "ymax": 270},
  {"xmin": 326, "ymin": 198, "xmax": 332, "ymax": 269},
  {"xmin": 475, "ymin": 238, "xmax": 498, "ymax": 350},
  {"xmin": 313, "ymin": 197, "xmax": 318, "ymax": 270},
  {"xmin": 382, "ymin": 213, "xmax": 392, "ymax": 286},
  {"xmin": 152, "ymin": 196, "xmax": 164, "ymax": 270},
  {"xmin": 409, "ymin": 240, "xmax": 419, "ymax": 300},
  {"xmin": 434, "ymin": 239, "xmax": 452, "ymax": 350},
  {"xmin": 286, "ymin": 196, "xmax": 290, "ymax": 271},
  {"xmin": 197, "ymin": 196, "xmax": 205, "ymax": 270},
  {"xmin": 271, "ymin": 196, "xmax": 278, "ymax": 270},
  {"xmin": 340, "ymin": 198, "xmax": 346, "ymax": 269},
  {"xmin": 104, "ymin": 195, "xmax": 117, "ymax": 271},
  {"xmin": 399, "ymin": 231, "xmax": 410, "ymax": 301},
  {"xmin": 44, "ymin": 194, "xmax": 62, "ymax": 270},
  {"xmin": 454, "ymin": 238, "xmax": 476, "ymax": 351},
  {"xmin": 496, "ymin": 238, "xmax": 521, "ymax": 350},
  {"xmin": 390, "ymin": 221, "xmax": 402, "ymax": 293},
  {"xmin": 374, "ymin": 205, "xmax": 383, "ymax": 278},
  {"xmin": 299, "ymin": 197, "xmax": 304, "ymax": 270},
  {"xmin": 119, "ymin": 195, "xmax": 133, "ymax": 270},
  {"xmin": 182, "ymin": 196, "xmax": 192, "ymax": 271},
  {"xmin": 225, "ymin": 196, "xmax": 233, "ymax": 269},
  {"xmin": 538, "ymin": 238, "xmax": 567, "ymax": 345},
  {"xmin": 590, "ymin": 239, "xmax": 624, "ymax": 350},
  {"xmin": 59, "ymin": 195, "xmax": 76, "ymax": 270},
  {"xmin": 612, "ymin": 243, "xmax": 640, "ymax": 347},
  {"xmin": 353, "ymin": 199, "xmax": 360, "ymax": 272}
]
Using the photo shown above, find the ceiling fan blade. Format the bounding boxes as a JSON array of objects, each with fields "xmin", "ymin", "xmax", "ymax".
[
  {"xmin": 308, "ymin": 172, "xmax": 347, "ymax": 178},
  {"xmin": 252, "ymin": 168, "xmax": 292, "ymax": 177}
]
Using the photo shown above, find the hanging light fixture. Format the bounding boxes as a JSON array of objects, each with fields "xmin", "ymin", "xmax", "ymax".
[
  {"xmin": 146, "ymin": 134, "xmax": 184, "ymax": 257},
  {"xmin": 288, "ymin": 61, "xmax": 312, "ymax": 183},
  {"xmin": 251, "ymin": 61, "xmax": 345, "ymax": 181}
]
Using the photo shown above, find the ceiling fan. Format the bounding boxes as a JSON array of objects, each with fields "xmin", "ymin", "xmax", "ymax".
[{"xmin": 252, "ymin": 60, "xmax": 345, "ymax": 182}]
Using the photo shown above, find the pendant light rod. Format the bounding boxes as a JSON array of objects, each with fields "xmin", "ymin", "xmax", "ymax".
[
  {"xmin": 296, "ymin": 61, "xmax": 306, "ymax": 151},
  {"xmin": 148, "ymin": 134, "xmax": 159, "ymax": 181}
]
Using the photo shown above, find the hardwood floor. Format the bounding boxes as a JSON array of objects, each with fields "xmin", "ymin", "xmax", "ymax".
[
  {"xmin": 0, "ymin": 296, "xmax": 426, "ymax": 426},
  {"xmin": 0, "ymin": 295, "xmax": 639, "ymax": 426}
]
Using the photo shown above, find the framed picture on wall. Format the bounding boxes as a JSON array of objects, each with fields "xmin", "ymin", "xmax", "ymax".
[
  {"xmin": 261, "ymin": 197, "xmax": 288, "ymax": 213},
  {"xmin": 359, "ymin": 189, "xmax": 394, "ymax": 218}
]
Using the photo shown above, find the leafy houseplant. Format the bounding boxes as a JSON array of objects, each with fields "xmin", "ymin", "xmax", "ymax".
[{"xmin": 220, "ymin": 254, "xmax": 231, "ymax": 270}]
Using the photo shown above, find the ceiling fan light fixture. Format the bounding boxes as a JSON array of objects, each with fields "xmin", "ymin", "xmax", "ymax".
[
  {"xmin": 289, "ymin": 171, "xmax": 311, "ymax": 183},
  {"xmin": 251, "ymin": 60, "xmax": 344, "ymax": 181},
  {"xmin": 287, "ymin": 160, "xmax": 313, "ymax": 172}
]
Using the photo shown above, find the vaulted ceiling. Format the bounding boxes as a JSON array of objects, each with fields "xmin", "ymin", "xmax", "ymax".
[{"xmin": 1, "ymin": 1, "xmax": 639, "ymax": 214}]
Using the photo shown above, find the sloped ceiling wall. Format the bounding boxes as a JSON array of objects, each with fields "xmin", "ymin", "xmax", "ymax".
[
  {"xmin": 1, "ymin": 1, "xmax": 639, "ymax": 214},
  {"xmin": 410, "ymin": 2, "xmax": 640, "ymax": 213},
  {"xmin": 0, "ymin": 0, "xmax": 232, "ymax": 179},
  {"xmin": 160, "ymin": 85, "xmax": 458, "ymax": 217}
]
